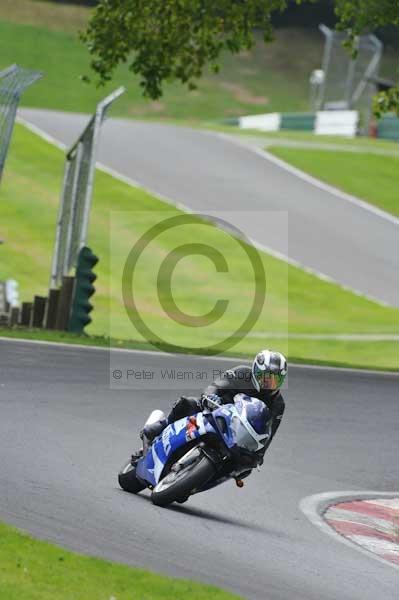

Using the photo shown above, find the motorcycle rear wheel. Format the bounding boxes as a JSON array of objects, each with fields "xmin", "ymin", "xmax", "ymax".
[
  {"xmin": 151, "ymin": 454, "xmax": 215, "ymax": 507},
  {"xmin": 118, "ymin": 460, "xmax": 146, "ymax": 494}
]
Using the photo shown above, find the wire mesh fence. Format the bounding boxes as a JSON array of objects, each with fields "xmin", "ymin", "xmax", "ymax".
[
  {"xmin": 312, "ymin": 25, "xmax": 382, "ymax": 129},
  {"xmin": 50, "ymin": 86, "xmax": 125, "ymax": 288},
  {"xmin": 0, "ymin": 64, "xmax": 43, "ymax": 181}
]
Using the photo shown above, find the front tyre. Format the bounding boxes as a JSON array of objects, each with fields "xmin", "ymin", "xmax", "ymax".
[
  {"xmin": 118, "ymin": 460, "xmax": 146, "ymax": 494},
  {"xmin": 151, "ymin": 454, "xmax": 215, "ymax": 507}
]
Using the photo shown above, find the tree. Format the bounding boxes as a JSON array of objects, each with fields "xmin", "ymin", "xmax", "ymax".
[
  {"xmin": 82, "ymin": 0, "xmax": 399, "ymax": 114},
  {"xmin": 334, "ymin": 0, "xmax": 399, "ymax": 116}
]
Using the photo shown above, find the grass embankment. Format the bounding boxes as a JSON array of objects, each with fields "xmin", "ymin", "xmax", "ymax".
[
  {"xmin": 1, "ymin": 124, "xmax": 399, "ymax": 369},
  {"xmin": 1, "ymin": 0, "xmax": 398, "ymax": 122},
  {"xmin": 0, "ymin": 15, "xmax": 309, "ymax": 120},
  {"xmin": 269, "ymin": 146, "xmax": 399, "ymax": 217},
  {"xmin": 0, "ymin": 521, "xmax": 239, "ymax": 600},
  {"xmin": 2, "ymin": 328, "xmax": 399, "ymax": 372},
  {"xmin": 0, "ymin": 0, "xmax": 397, "ymax": 121}
]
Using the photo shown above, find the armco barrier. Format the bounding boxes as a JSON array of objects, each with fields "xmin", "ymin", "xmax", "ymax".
[
  {"xmin": 238, "ymin": 110, "xmax": 358, "ymax": 137},
  {"xmin": 315, "ymin": 111, "xmax": 358, "ymax": 136},
  {"xmin": 280, "ymin": 113, "xmax": 315, "ymax": 131},
  {"xmin": 377, "ymin": 115, "xmax": 399, "ymax": 141},
  {"xmin": 239, "ymin": 112, "xmax": 280, "ymax": 131}
]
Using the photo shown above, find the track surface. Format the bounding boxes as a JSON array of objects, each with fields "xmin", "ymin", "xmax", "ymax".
[
  {"xmin": 20, "ymin": 108, "xmax": 399, "ymax": 307},
  {"xmin": 1, "ymin": 339, "xmax": 398, "ymax": 599}
]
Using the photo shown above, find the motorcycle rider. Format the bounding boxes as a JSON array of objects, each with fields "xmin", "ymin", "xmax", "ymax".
[{"xmin": 139, "ymin": 349, "xmax": 287, "ymax": 468}]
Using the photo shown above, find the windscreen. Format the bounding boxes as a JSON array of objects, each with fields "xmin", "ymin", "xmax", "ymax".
[{"xmin": 230, "ymin": 415, "xmax": 259, "ymax": 451}]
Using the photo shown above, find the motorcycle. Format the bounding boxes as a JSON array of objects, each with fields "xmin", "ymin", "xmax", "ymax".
[{"xmin": 118, "ymin": 394, "xmax": 271, "ymax": 507}]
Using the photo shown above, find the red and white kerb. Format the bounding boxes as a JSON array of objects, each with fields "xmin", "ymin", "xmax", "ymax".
[{"xmin": 325, "ymin": 498, "xmax": 399, "ymax": 566}]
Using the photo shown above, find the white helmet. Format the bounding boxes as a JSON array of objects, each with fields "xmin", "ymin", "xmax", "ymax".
[{"xmin": 252, "ymin": 349, "xmax": 287, "ymax": 392}]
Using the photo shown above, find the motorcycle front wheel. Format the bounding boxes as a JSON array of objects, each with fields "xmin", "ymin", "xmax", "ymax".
[{"xmin": 151, "ymin": 454, "xmax": 215, "ymax": 507}]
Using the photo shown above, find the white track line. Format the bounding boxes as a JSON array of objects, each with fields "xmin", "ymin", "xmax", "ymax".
[
  {"xmin": 18, "ymin": 115, "xmax": 393, "ymax": 307},
  {"xmin": 17, "ymin": 116, "xmax": 66, "ymax": 151},
  {"xmin": 300, "ymin": 491, "xmax": 399, "ymax": 572}
]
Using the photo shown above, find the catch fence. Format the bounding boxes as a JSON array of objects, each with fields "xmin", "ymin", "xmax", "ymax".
[
  {"xmin": 312, "ymin": 25, "xmax": 383, "ymax": 130},
  {"xmin": 50, "ymin": 86, "xmax": 125, "ymax": 288},
  {"xmin": 0, "ymin": 64, "xmax": 42, "ymax": 181}
]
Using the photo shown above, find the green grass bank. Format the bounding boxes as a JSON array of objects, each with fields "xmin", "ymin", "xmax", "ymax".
[
  {"xmin": 269, "ymin": 146, "xmax": 399, "ymax": 217},
  {"xmin": 1, "ymin": 0, "xmax": 398, "ymax": 123},
  {"xmin": 0, "ymin": 521, "xmax": 240, "ymax": 600},
  {"xmin": 0, "ymin": 21, "xmax": 310, "ymax": 121},
  {"xmin": 1, "ymin": 124, "xmax": 398, "ymax": 369}
]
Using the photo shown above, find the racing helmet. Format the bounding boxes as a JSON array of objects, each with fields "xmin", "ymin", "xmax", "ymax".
[{"xmin": 251, "ymin": 349, "xmax": 287, "ymax": 392}]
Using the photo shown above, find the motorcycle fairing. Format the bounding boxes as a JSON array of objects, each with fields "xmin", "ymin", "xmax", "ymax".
[{"xmin": 136, "ymin": 412, "xmax": 217, "ymax": 486}]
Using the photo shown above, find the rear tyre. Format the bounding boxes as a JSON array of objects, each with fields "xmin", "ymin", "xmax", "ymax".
[
  {"xmin": 118, "ymin": 460, "xmax": 146, "ymax": 494},
  {"xmin": 151, "ymin": 454, "xmax": 215, "ymax": 507}
]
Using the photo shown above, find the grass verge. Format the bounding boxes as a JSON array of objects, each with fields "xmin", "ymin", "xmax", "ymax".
[
  {"xmin": 1, "ymin": 123, "xmax": 399, "ymax": 369},
  {"xmin": 1, "ymin": 0, "xmax": 399, "ymax": 131},
  {"xmin": 219, "ymin": 127, "xmax": 399, "ymax": 150},
  {"xmin": 2, "ymin": 328, "xmax": 399, "ymax": 372},
  {"xmin": 0, "ymin": 0, "xmax": 397, "ymax": 122},
  {"xmin": 0, "ymin": 520, "xmax": 240, "ymax": 600},
  {"xmin": 0, "ymin": 19, "xmax": 309, "ymax": 120},
  {"xmin": 0, "ymin": 0, "xmax": 397, "ymax": 121},
  {"xmin": 269, "ymin": 146, "xmax": 399, "ymax": 217}
]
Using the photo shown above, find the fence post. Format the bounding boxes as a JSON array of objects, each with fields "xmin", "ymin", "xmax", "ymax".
[
  {"xmin": 20, "ymin": 301, "xmax": 33, "ymax": 326},
  {"xmin": 61, "ymin": 143, "xmax": 83, "ymax": 281},
  {"xmin": 55, "ymin": 276, "xmax": 75, "ymax": 331},
  {"xmin": 50, "ymin": 160, "xmax": 72, "ymax": 289},
  {"xmin": 31, "ymin": 295, "xmax": 47, "ymax": 328},
  {"xmin": 0, "ymin": 281, "xmax": 6, "ymax": 313},
  {"xmin": 45, "ymin": 288, "xmax": 60, "ymax": 330},
  {"xmin": 9, "ymin": 306, "xmax": 20, "ymax": 326},
  {"xmin": 49, "ymin": 87, "xmax": 125, "ymax": 290}
]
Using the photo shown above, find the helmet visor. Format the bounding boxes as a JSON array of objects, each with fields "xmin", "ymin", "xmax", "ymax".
[{"xmin": 254, "ymin": 370, "xmax": 282, "ymax": 391}]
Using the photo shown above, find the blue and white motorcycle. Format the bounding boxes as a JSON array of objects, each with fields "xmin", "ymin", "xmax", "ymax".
[{"xmin": 118, "ymin": 394, "xmax": 271, "ymax": 507}]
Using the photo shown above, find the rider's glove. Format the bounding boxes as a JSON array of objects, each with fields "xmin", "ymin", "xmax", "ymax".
[{"xmin": 201, "ymin": 393, "xmax": 222, "ymax": 411}]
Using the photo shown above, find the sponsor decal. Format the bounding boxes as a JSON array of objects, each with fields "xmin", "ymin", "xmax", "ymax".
[
  {"xmin": 185, "ymin": 416, "xmax": 198, "ymax": 441},
  {"xmin": 162, "ymin": 427, "xmax": 172, "ymax": 455}
]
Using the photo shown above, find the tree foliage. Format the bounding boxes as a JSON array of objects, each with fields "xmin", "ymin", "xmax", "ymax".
[
  {"xmin": 335, "ymin": 0, "xmax": 399, "ymax": 35},
  {"xmin": 82, "ymin": 0, "xmax": 399, "ymax": 113},
  {"xmin": 335, "ymin": 0, "xmax": 399, "ymax": 115},
  {"xmin": 82, "ymin": 0, "xmax": 289, "ymax": 99}
]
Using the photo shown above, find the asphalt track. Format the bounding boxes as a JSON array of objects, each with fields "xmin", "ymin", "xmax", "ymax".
[
  {"xmin": 20, "ymin": 108, "xmax": 399, "ymax": 307},
  {"xmin": 1, "ymin": 339, "xmax": 398, "ymax": 599}
]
